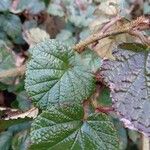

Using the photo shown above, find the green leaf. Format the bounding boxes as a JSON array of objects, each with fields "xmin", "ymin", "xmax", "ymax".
[
  {"xmin": 128, "ymin": 130, "xmax": 140, "ymax": 143},
  {"xmin": 68, "ymin": 4, "xmax": 95, "ymax": 28},
  {"xmin": 8, "ymin": 79, "xmax": 25, "ymax": 93},
  {"xmin": 0, "ymin": 122, "xmax": 31, "ymax": 150},
  {"xmin": 29, "ymin": 104, "xmax": 119, "ymax": 150},
  {"xmin": 118, "ymin": 43, "xmax": 149, "ymax": 52},
  {"xmin": 144, "ymin": 1, "xmax": 150, "ymax": 15},
  {"xmin": 0, "ymin": 47, "xmax": 15, "ymax": 84},
  {"xmin": 47, "ymin": 3, "xmax": 65, "ymax": 17},
  {"xmin": 79, "ymin": 29, "xmax": 90, "ymax": 40},
  {"xmin": 56, "ymin": 29, "xmax": 76, "ymax": 46},
  {"xmin": 98, "ymin": 87, "xmax": 112, "ymax": 106},
  {"xmin": 0, "ymin": 48, "xmax": 15, "ymax": 71},
  {"xmin": 0, "ymin": 82, "xmax": 8, "ymax": 90},
  {"xmin": 0, "ymin": 0, "xmax": 11, "ymax": 12},
  {"xmin": 0, "ymin": 31, "xmax": 12, "ymax": 47},
  {"xmin": 12, "ymin": 130, "xmax": 30, "ymax": 150},
  {"xmin": 119, "ymin": 0, "xmax": 131, "ymax": 19},
  {"xmin": 0, "ymin": 14, "xmax": 22, "ymax": 42},
  {"xmin": 47, "ymin": 0, "xmax": 95, "ymax": 28},
  {"xmin": 99, "ymin": 44, "xmax": 150, "ymax": 136},
  {"xmin": 10, "ymin": 0, "xmax": 45, "ymax": 14},
  {"xmin": 0, "ymin": 118, "xmax": 31, "ymax": 132},
  {"xmin": 113, "ymin": 119, "xmax": 127, "ymax": 150},
  {"xmin": 0, "ymin": 131, "xmax": 13, "ymax": 150},
  {"xmin": 16, "ymin": 91, "xmax": 31, "ymax": 111},
  {"xmin": 80, "ymin": 49, "xmax": 101, "ymax": 72},
  {"xmin": 8, "ymin": 121, "xmax": 31, "ymax": 136},
  {"xmin": 23, "ymin": 20, "xmax": 38, "ymax": 31},
  {"xmin": 25, "ymin": 39, "xmax": 95, "ymax": 109}
]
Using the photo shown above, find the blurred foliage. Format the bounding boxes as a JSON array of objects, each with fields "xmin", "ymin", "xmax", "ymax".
[{"xmin": 0, "ymin": 0, "xmax": 149, "ymax": 149}]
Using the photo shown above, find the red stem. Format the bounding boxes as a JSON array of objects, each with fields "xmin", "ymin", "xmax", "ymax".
[{"xmin": 95, "ymin": 106, "xmax": 114, "ymax": 114}]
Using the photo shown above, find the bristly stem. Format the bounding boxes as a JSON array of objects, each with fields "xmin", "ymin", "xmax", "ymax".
[{"xmin": 73, "ymin": 16, "xmax": 150, "ymax": 52}]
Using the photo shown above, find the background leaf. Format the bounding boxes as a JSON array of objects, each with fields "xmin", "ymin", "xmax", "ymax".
[
  {"xmin": 0, "ymin": 14, "xmax": 22, "ymax": 43},
  {"xmin": 47, "ymin": 3, "xmax": 65, "ymax": 17},
  {"xmin": 16, "ymin": 91, "xmax": 32, "ymax": 111},
  {"xmin": 56, "ymin": 29, "xmax": 76, "ymax": 46},
  {"xmin": 10, "ymin": 0, "xmax": 45, "ymax": 14},
  {"xmin": 0, "ymin": 48, "xmax": 15, "ymax": 84},
  {"xmin": 144, "ymin": 1, "xmax": 150, "ymax": 15},
  {"xmin": 0, "ymin": 0, "xmax": 11, "ymax": 12},
  {"xmin": 12, "ymin": 130, "xmax": 30, "ymax": 150},
  {"xmin": 0, "ymin": 131, "xmax": 13, "ymax": 150},
  {"xmin": 99, "ymin": 44, "xmax": 150, "ymax": 137},
  {"xmin": 0, "ymin": 118, "xmax": 31, "ymax": 132}
]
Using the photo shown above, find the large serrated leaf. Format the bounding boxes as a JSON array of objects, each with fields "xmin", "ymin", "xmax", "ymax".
[
  {"xmin": 29, "ymin": 104, "xmax": 119, "ymax": 150},
  {"xmin": 25, "ymin": 39, "xmax": 95, "ymax": 109},
  {"xmin": 99, "ymin": 44, "xmax": 150, "ymax": 136}
]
